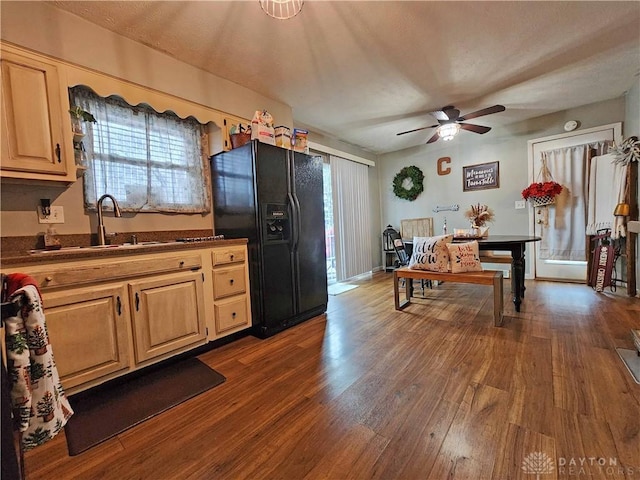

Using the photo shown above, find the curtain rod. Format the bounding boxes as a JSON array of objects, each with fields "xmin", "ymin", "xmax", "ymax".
[{"xmin": 308, "ymin": 141, "xmax": 376, "ymax": 167}]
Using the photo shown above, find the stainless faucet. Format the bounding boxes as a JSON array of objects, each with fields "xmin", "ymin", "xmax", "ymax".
[{"xmin": 97, "ymin": 194, "xmax": 122, "ymax": 245}]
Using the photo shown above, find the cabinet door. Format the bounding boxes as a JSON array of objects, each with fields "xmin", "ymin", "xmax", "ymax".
[
  {"xmin": 129, "ymin": 272, "xmax": 206, "ymax": 364},
  {"xmin": 42, "ymin": 284, "xmax": 130, "ymax": 390},
  {"xmin": 1, "ymin": 51, "xmax": 68, "ymax": 176}
]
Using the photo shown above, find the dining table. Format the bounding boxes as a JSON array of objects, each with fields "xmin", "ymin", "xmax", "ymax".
[
  {"xmin": 466, "ymin": 235, "xmax": 541, "ymax": 312},
  {"xmin": 404, "ymin": 235, "xmax": 541, "ymax": 312}
]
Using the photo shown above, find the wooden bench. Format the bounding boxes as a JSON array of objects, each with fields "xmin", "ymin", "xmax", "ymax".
[{"xmin": 393, "ymin": 267, "xmax": 504, "ymax": 326}]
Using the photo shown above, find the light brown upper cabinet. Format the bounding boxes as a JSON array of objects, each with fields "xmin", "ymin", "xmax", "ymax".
[{"xmin": 1, "ymin": 46, "xmax": 75, "ymax": 183}]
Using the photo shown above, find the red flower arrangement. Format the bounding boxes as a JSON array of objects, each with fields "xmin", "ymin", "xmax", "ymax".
[{"xmin": 521, "ymin": 181, "xmax": 563, "ymax": 200}]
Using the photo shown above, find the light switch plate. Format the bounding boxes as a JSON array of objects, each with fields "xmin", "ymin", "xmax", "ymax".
[
  {"xmin": 515, "ymin": 200, "xmax": 526, "ymax": 209},
  {"xmin": 38, "ymin": 206, "xmax": 65, "ymax": 224}
]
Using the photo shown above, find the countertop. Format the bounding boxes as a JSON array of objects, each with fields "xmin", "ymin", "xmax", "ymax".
[{"xmin": 0, "ymin": 237, "xmax": 248, "ymax": 267}]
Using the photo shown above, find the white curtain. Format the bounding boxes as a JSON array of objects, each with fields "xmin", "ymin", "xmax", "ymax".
[
  {"xmin": 330, "ymin": 155, "xmax": 372, "ymax": 281},
  {"xmin": 539, "ymin": 142, "xmax": 608, "ymax": 260},
  {"xmin": 586, "ymin": 153, "xmax": 628, "ymax": 239},
  {"xmin": 71, "ymin": 86, "xmax": 209, "ymax": 213}
]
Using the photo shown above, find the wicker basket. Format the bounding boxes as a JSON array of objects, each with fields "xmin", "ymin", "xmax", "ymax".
[
  {"xmin": 230, "ymin": 132, "xmax": 251, "ymax": 149},
  {"xmin": 530, "ymin": 195, "xmax": 556, "ymax": 207}
]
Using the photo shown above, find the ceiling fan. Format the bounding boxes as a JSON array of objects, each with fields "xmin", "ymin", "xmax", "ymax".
[{"xmin": 396, "ymin": 105, "xmax": 506, "ymax": 143}]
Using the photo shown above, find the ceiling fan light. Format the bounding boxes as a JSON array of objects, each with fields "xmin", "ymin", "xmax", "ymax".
[
  {"xmin": 438, "ymin": 123, "xmax": 459, "ymax": 141},
  {"xmin": 260, "ymin": 0, "xmax": 303, "ymax": 20}
]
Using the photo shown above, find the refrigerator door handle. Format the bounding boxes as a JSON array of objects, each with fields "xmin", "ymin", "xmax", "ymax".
[
  {"xmin": 291, "ymin": 193, "xmax": 302, "ymax": 252},
  {"xmin": 286, "ymin": 190, "xmax": 300, "ymax": 314},
  {"xmin": 287, "ymin": 192, "xmax": 299, "ymax": 251}
]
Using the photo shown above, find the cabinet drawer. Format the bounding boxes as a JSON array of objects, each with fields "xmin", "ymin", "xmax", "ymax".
[
  {"xmin": 212, "ymin": 247, "xmax": 245, "ymax": 266},
  {"xmin": 33, "ymin": 255, "xmax": 202, "ymax": 290},
  {"xmin": 213, "ymin": 266, "xmax": 246, "ymax": 299},
  {"xmin": 215, "ymin": 297, "xmax": 249, "ymax": 333}
]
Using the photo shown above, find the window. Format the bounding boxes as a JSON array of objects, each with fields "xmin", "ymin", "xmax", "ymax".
[{"xmin": 70, "ymin": 86, "xmax": 210, "ymax": 213}]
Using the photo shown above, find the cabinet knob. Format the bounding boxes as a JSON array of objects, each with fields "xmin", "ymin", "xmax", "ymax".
[
  {"xmin": 230, "ymin": 254, "xmax": 234, "ymax": 261},
  {"xmin": 229, "ymin": 279, "xmax": 234, "ymax": 285},
  {"xmin": 44, "ymin": 276, "xmax": 53, "ymax": 282},
  {"xmin": 179, "ymin": 261, "xmax": 185, "ymax": 267},
  {"xmin": 231, "ymin": 312, "xmax": 236, "ymax": 318}
]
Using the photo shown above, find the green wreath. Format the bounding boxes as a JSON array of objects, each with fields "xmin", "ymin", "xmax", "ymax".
[{"xmin": 392, "ymin": 166, "xmax": 424, "ymax": 201}]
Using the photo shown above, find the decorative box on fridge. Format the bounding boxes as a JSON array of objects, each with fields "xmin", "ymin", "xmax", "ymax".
[
  {"xmin": 292, "ymin": 128, "xmax": 309, "ymax": 153},
  {"xmin": 275, "ymin": 126, "xmax": 291, "ymax": 149},
  {"xmin": 251, "ymin": 110, "xmax": 276, "ymax": 146}
]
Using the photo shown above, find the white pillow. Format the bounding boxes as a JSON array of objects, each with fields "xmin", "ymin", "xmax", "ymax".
[
  {"xmin": 446, "ymin": 241, "xmax": 483, "ymax": 273},
  {"xmin": 408, "ymin": 234, "xmax": 454, "ymax": 272}
]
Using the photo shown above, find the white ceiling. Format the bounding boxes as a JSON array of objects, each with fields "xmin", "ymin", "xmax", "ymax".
[{"xmin": 50, "ymin": 1, "xmax": 640, "ymax": 156}]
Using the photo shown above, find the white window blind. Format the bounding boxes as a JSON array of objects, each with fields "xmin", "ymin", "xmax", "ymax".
[
  {"xmin": 70, "ymin": 86, "xmax": 210, "ymax": 213},
  {"xmin": 330, "ymin": 155, "xmax": 372, "ymax": 281}
]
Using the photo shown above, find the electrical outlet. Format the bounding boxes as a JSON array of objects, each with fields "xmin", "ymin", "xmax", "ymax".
[
  {"xmin": 38, "ymin": 206, "xmax": 65, "ymax": 224},
  {"xmin": 503, "ymin": 269, "xmax": 510, "ymax": 278},
  {"xmin": 515, "ymin": 200, "xmax": 526, "ymax": 209}
]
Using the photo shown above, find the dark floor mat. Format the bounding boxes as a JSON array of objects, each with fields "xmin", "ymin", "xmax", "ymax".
[{"xmin": 64, "ymin": 357, "xmax": 225, "ymax": 455}]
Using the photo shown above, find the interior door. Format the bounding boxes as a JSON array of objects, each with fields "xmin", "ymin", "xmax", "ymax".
[{"xmin": 528, "ymin": 124, "xmax": 621, "ymax": 281}]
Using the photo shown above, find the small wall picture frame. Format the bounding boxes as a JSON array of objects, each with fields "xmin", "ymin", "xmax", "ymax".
[{"xmin": 463, "ymin": 161, "xmax": 499, "ymax": 192}]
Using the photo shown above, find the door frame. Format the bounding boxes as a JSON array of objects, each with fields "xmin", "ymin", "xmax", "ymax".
[{"xmin": 526, "ymin": 123, "xmax": 623, "ymax": 280}]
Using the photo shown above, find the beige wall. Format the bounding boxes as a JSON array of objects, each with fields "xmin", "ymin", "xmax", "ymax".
[
  {"xmin": 0, "ymin": 2, "xmax": 292, "ymax": 126},
  {"xmin": 1, "ymin": 1, "xmax": 379, "ymax": 248},
  {"xmin": 0, "ymin": 2, "xmax": 294, "ymax": 239},
  {"xmin": 376, "ymin": 97, "xmax": 626, "ymax": 270},
  {"xmin": 6, "ymin": 2, "xmax": 630, "ymax": 278}
]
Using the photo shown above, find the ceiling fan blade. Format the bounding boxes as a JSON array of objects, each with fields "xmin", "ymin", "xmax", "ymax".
[
  {"xmin": 431, "ymin": 106, "xmax": 453, "ymax": 121},
  {"xmin": 426, "ymin": 131, "xmax": 440, "ymax": 143},
  {"xmin": 458, "ymin": 105, "xmax": 505, "ymax": 122},
  {"xmin": 459, "ymin": 123, "xmax": 491, "ymax": 134},
  {"xmin": 396, "ymin": 124, "xmax": 439, "ymax": 136},
  {"xmin": 442, "ymin": 107, "xmax": 460, "ymax": 121}
]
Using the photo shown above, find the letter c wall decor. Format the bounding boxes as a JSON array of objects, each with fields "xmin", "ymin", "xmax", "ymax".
[{"xmin": 437, "ymin": 157, "xmax": 451, "ymax": 176}]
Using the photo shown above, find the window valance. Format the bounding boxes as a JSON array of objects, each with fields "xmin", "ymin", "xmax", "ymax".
[{"xmin": 66, "ymin": 67, "xmax": 226, "ymax": 127}]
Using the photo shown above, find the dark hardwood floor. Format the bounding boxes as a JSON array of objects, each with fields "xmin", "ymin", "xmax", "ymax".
[{"xmin": 23, "ymin": 272, "xmax": 640, "ymax": 479}]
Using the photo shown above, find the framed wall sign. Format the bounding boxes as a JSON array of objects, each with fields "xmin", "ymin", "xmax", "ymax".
[{"xmin": 463, "ymin": 161, "xmax": 499, "ymax": 192}]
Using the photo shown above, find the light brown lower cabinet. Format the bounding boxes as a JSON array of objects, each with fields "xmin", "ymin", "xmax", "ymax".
[
  {"xmin": 42, "ymin": 284, "xmax": 130, "ymax": 390},
  {"xmin": 41, "ymin": 270, "xmax": 208, "ymax": 393},
  {"xmin": 211, "ymin": 245, "xmax": 252, "ymax": 337},
  {"xmin": 4, "ymin": 243, "xmax": 251, "ymax": 394},
  {"xmin": 129, "ymin": 271, "xmax": 206, "ymax": 364}
]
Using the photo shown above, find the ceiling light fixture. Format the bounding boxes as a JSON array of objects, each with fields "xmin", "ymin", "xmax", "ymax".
[
  {"xmin": 260, "ymin": 0, "xmax": 303, "ymax": 20},
  {"xmin": 437, "ymin": 123, "xmax": 460, "ymax": 142}
]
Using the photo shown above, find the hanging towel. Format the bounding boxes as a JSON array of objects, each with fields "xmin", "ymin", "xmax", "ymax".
[
  {"xmin": 4, "ymin": 280, "xmax": 73, "ymax": 450},
  {"xmin": 586, "ymin": 153, "xmax": 627, "ymax": 237}
]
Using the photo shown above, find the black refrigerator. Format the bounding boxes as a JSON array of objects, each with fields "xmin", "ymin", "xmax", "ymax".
[{"xmin": 210, "ymin": 141, "xmax": 328, "ymax": 338}]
